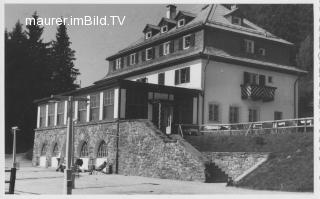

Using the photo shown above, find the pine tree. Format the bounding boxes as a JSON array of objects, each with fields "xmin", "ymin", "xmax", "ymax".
[{"xmin": 51, "ymin": 22, "xmax": 80, "ymax": 93}]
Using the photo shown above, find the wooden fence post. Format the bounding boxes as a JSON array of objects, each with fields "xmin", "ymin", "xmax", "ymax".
[{"xmin": 9, "ymin": 168, "xmax": 16, "ymax": 194}]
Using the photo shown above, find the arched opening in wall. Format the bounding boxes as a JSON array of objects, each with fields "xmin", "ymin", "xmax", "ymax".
[
  {"xmin": 96, "ymin": 141, "xmax": 108, "ymax": 172},
  {"xmin": 39, "ymin": 143, "xmax": 47, "ymax": 167},
  {"xmin": 51, "ymin": 143, "xmax": 60, "ymax": 168},
  {"xmin": 79, "ymin": 141, "xmax": 89, "ymax": 171}
]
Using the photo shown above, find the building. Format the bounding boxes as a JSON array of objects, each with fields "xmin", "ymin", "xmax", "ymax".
[{"xmin": 32, "ymin": 4, "xmax": 306, "ymax": 180}]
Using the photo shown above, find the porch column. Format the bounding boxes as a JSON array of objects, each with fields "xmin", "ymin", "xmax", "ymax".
[
  {"xmin": 37, "ymin": 106, "xmax": 40, "ymax": 128},
  {"xmin": 54, "ymin": 102, "xmax": 58, "ymax": 126},
  {"xmin": 99, "ymin": 92, "xmax": 104, "ymax": 120},
  {"xmin": 114, "ymin": 88, "xmax": 119, "ymax": 119},
  {"xmin": 86, "ymin": 95, "xmax": 90, "ymax": 122},
  {"xmin": 45, "ymin": 104, "xmax": 49, "ymax": 127},
  {"xmin": 64, "ymin": 100, "xmax": 68, "ymax": 125},
  {"xmin": 192, "ymin": 97, "xmax": 198, "ymax": 124},
  {"xmin": 74, "ymin": 101, "xmax": 78, "ymax": 121}
]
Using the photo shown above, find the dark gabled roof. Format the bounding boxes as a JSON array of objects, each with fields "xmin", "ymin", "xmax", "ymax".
[
  {"xmin": 175, "ymin": 10, "xmax": 197, "ymax": 19},
  {"xmin": 158, "ymin": 17, "xmax": 177, "ymax": 26},
  {"xmin": 143, "ymin": 24, "xmax": 160, "ymax": 33}
]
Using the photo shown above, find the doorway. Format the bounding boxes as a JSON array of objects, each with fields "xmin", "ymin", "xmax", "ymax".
[{"xmin": 152, "ymin": 101, "xmax": 174, "ymax": 134}]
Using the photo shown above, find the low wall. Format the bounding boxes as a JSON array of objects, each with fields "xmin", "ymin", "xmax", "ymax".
[
  {"xmin": 33, "ymin": 120, "xmax": 207, "ymax": 181},
  {"xmin": 203, "ymin": 152, "xmax": 269, "ymax": 182}
]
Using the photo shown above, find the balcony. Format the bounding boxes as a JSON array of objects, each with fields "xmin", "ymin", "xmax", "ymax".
[{"xmin": 241, "ymin": 84, "xmax": 277, "ymax": 102}]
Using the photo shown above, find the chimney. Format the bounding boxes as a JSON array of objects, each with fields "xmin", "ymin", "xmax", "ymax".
[
  {"xmin": 166, "ymin": 4, "xmax": 177, "ymax": 19},
  {"xmin": 231, "ymin": 4, "xmax": 237, "ymax": 10}
]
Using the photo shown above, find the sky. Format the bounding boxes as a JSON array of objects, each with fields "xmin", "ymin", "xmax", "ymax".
[{"xmin": 5, "ymin": 4, "xmax": 204, "ymax": 87}]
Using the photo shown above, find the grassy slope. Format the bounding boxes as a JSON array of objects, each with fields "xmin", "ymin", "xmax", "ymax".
[{"xmin": 185, "ymin": 132, "xmax": 313, "ymax": 192}]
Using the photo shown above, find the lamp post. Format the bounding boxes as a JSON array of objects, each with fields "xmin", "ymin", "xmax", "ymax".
[{"xmin": 11, "ymin": 126, "xmax": 20, "ymax": 168}]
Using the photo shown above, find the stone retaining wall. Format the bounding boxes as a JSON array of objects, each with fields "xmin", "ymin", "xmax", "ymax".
[{"xmin": 33, "ymin": 120, "xmax": 207, "ymax": 181}]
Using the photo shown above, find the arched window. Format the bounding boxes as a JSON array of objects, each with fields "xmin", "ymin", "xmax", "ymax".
[
  {"xmin": 41, "ymin": 144, "xmax": 47, "ymax": 156},
  {"xmin": 80, "ymin": 142, "xmax": 88, "ymax": 157},
  {"xmin": 97, "ymin": 141, "xmax": 107, "ymax": 158},
  {"xmin": 52, "ymin": 143, "xmax": 59, "ymax": 157}
]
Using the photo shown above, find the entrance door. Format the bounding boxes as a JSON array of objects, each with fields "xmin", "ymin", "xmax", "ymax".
[{"xmin": 152, "ymin": 101, "xmax": 173, "ymax": 134}]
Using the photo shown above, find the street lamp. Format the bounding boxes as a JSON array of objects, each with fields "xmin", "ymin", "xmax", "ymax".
[
  {"xmin": 11, "ymin": 126, "xmax": 20, "ymax": 168},
  {"xmin": 49, "ymin": 95, "xmax": 88, "ymax": 194}
]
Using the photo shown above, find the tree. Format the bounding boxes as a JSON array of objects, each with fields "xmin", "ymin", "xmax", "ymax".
[{"xmin": 51, "ymin": 22, "xmax": 80, "ymax": 93}]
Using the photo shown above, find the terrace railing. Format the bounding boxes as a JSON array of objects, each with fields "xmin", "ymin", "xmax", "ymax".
[{"xmin": 177, "ymin": 117, "xmax": 313, "ymax": 136}]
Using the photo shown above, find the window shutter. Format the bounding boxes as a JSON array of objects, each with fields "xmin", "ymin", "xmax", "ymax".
[
  {"xmin": 135, "ymin": 52, "xmax": 139, "ymax": 64},
  {"xmin": 169, "ymin": 41, "xmax": 174, "ymax": 53},
  {"xmin": 120, "ymin": 57, "xmax": 124, "ymax": 68},
  {"xmin": 159, "ymin": 44, "xmax": 163, "ymax": 57},
  {"xmin": 175, "ymin": 70, "xmax": 179, "ymax": 85},
  {"xmin": 111, "ymin": 60, "xmax": 116, "ymax": 71},
  {"xmin": 186, "ymin": 67, "xmax": 190, "ymax": 82},
  {"xmin": 142, "ymin": 50, "xmax": 146, "ymax": 61},
  {"xmin": 190, "ymin": 33, "xmax": 195, "ymax": 47},
  {"xmin": 259, "ymin": 75, "xmax": 266, "ymax": 86},
  {"xmin": 127, "ymin": 55, "xmax": 130, "ymax": 66},
  {"xmin": 178, "ymin": 37, "xmax": 183, "ymax": 50},
  {"xmin": 152, "ymin": 47, "xmax": 155, "ymax": 59},
  {"xmin": 243, "ymin": 72, "xmax": 250, "ymax": 84}
]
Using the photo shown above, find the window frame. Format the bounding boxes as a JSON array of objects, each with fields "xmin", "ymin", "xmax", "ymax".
[
  {"xmin": 57, "ymin": 101, "xmax": 64, "ymax": 126},
  {"xmin": 90, "ymin": 93, "xmax": 100, "ymax": 122},
  {"xmin": 161, "ymin": 25, "xmax": 168, "ymax": 33},
  {"xmin": 146, "ymin": 47, "xmax": 153, "ymax": 60},
  {"xmin": 248, "ymin": 108, "xmax": 259, "ymax": 122},
  {"xmin": 177, "ymin": 19, "xmax": 185, "ymax": 27},
  {"xmin": 39, "ymin": 105, "xmax": 46, "ymax": 127},
  {"xmin": 80, "ymin": 142, "xmax": 89, "ymax": 157},
  {"xmin": 258, "ymin": 48, "xmax": 266, "ymax": 56},
  {"xmin": 232, "ymin": 16, "xmax": 242, "ymax": 25},
  {"xmin": 115, "ymin": 58, "xmax": 121, "ymax": 70},
  {"xmin": 130, "ymin": 53, "xmax": 136, "ymax": 65},
  {"xmin": 103, "ymin": 89, "xmax": 114, "ymax": 120},
  {"xmin": 268, "ymin": 76, "xmax": 273, "ymax": 83},
  {"xmin": 78, "ymin": 98, "xmax": 87, "ymax": 123},
  {"xmin": 244, "ymin": 39, "xmax": 255, "ymax": 54},
  {"xmin": 158, "ymin": 73, "xmax": 165, "ymax": 85},
  {"xmin": 183, "ymin": 34, "xmax": 191, "ymax": 49},
  {"xmin": 163, "ymin": 41, "xmax": 171, "ymax": 55},
  {"xmin": 145, "ymin": 31, "xmax": 152, "ymax": 39},
  {"xmin": 97, "ymin": 141, "xmax": 108, "ymax": 158},
  {"xmin": 229, "ymin": 106, "xmax": 240, "ymax": 124},
  {"xmin": 208, "ymin": 102, "xmax": 220, "ymax": 122},
  {"xmin": 175, "ymin": 67, "xmax": 190, "ymax": 85},
  {"xmin": 274, "ymin": 111, "xmax": 283, "ymax": 120}
]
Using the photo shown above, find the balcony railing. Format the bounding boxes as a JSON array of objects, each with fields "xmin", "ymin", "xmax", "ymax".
[{"xmin": 241, "ymin": 84, "xmax": 277, "ymax": 102}]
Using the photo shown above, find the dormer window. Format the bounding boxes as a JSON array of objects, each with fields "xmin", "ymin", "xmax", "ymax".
[
  {"xmin": 130, "ymin": 53, "xmax": 136, "ymax": 65},
  {"xmin": 161, "ymin": 25, "xmax": 168, "ymax": 33},
  {"xmin": 177, "ymin": 19, "xmax": 185, "ymax": 27},
  {"xmin": 232, "ymin": 16, "xmax": 242, "ymax": 25},
  {"xmin": 145, "ymin": 31, "xmax": 152, "ymax": 39},
  {"xmin": 258, "ymin": 48, "xmax": 266, "ymax": 56},
  {"xmin": 183, "ymin": 34, "xmax": 191, "ymax": 49}
]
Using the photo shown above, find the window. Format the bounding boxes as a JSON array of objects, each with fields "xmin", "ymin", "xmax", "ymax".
[
  {"xmin": 145, "ymin": 31, "xmax": 152, "ymax": 39},
  {"xmin": 229, "ymin": 106, "xmax": 239, "ymax": 123},
  {"xmin": 57, "ymin": 102, "xmax": 64, "ymax": 125},
  {"xmin": 90, "ymin": 94, "xmax": 100, "ymax": 121},
  {"xmin": 244, "ymin": 39, "xmax": 254, "ymax": 54},
  {"xmin": 40, "ymin": 105, "xmax": 46, "ymax": 127},
  {"xmin": 163, "ymin": 42, "xmax": 170, "ymax": 55},
  {"xmin": 249, "ymin": 108, "xmax": 259, "ymax": 122},
  {"xmin": 161, "ymin": 25, "xmax": 168, "ymax": 33},
  {"xmin": 97, "ymin": 141, "xmax": 108, "ymax": 157},
  {"xmin": 175, "ymin": 67, "xmax": 190, "ymax": 85},
  {"xmin": 158, "ymin": 73, "xmax": 165, "ymax": 85},
  {"xmin": 146, "ymin": 47, "xmax": 153, "ymax": 60},
  {"xmin": 208, "ymin": 103, "xmax": 220, "ymax": 122},
  {"xmin": 78, "ymin": 99, "xmax": 87, "ymax": 123},
  {"xmin": 115, "ymin": 58, "xmax": 122, "ymax": 70},
  {"xmin": 137, "ymin": 77, "xmax": 148, "ymax": 83},
  {"xmin": 130, "ymin": 53, "xmax": 136, "ymax": 65},
  {"xmin": 177, "ymin": 19, "xmax": 185, "ymax": 27},
  {"xmin": 268, "ymin": 76, "xmax": 273, "ymax": 83},
  {"xmin": 183, "ymin": 34, "xmax": 191, "ymax": 49},
  {"xmin": 47, "ymin": 104, "xmax": 55, "ymax": 126},
  {"xmin": 243, "ymin": 72, "xmax": 266, "ymax": 85},
  {"xmin": 258, "ymin": 48, "xmax": 266, "ymax": 56},
  {"xmin": 274, "ymin": 111, "xmax": 282, "ymax": 120},
  {"xmin": 52, "ymin": 143, "xmax": 59, "ymax": 157},
  {"xmin": 41, "ymin": 144, "xmax": 47, "ymax": 156},
  {"xmin": 103, "ymin": 89, "xmax": 114, "ymax": 120},
  {"xmin": 232, "ymin": 16, "xmax": 242, "ymax": 25},
  {"xmin": 80, "ymin": 142, "xmax": 88, "ymax": 157}
]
